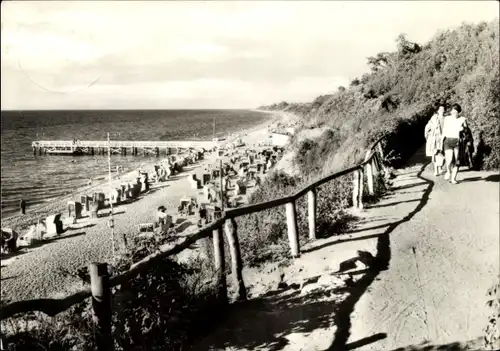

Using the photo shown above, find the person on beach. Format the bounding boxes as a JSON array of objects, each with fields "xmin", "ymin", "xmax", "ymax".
[
  {"xmin": 425, "ymin": 103, "xmax": 445, "ymax": 176},
  {"xmin": 19, "ymin": 199, "xmax": 26, "ymax": 215},
  {"xmin": 442, "ymin": 103, "xmax": 468, "ymax": 184}
]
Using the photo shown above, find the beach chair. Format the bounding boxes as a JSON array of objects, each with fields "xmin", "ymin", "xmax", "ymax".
[
  {"xmin": 68, "ymin": 201, "xmax": 83, "ymax": 219},
  {"xmin": 46, "ymin": 213, "xmax": 64, "ymax": 235},
  {"xmin": 205, "ymin": 205, "xmax": 222, "ymax": 223},
  {"xmin": 139, "ymin": 173, "xmax": 149, "ymax": 193},
  {"xmin": 247, "ymin": 169, "xmax": 256, "ymax": 181},
  {"xmin": 189, "ymin": 174, "xmax": 201, "ymax": 190},
  {"xmin": 110, "ymin": 189, "xmax": 121, "ymax": 205},
  {"xmin": 93, "ymin": 192, "xmax": 106, "ymax": 210},
  {"xmin": 90, "ymin": 201, "xmax": 100, "ymax": 218},
  {"xmin": 178, "ymin": 197, "xmax": 197, "ymax": 216},
  {"xmin": 237, "ymin": 181, "xmax": 247, "ymax": 195},
  {"xmin": 1, "ymin": 228, "xmax": 18, "ymax": 254},
  {"xmin": 202, "ymin": 172, "xmax": 211, "ymax": 185},
  {"xmin": 138, "ymin": 222, "xmax": 155, "ymax": 233},
  {"xmin": 120, "ymin": 184, "xmax": 128, "ymax": 201},
  {"xmin": 80, "ymin": 195, "xmax": 91, "ymax": 212},
  {"xmin": 212, "ymin": 169, "xmax": 221, "ymax": 179}
]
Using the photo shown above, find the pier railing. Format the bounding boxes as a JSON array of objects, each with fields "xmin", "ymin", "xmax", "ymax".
[
  {"xmin": 31, "ymin": 140, "xmax": 216, "ymax": 156},
  {"xmin": 2, "ymin": 136, "xmax": 387, "ymax": 350},
  {"xmin": 32, "ymin": 140, "xmax": 215, "ymax": 149}
]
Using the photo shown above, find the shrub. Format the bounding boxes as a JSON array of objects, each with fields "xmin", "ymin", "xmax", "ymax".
[
  {"xmin": 260, "ymin": 19, "xmax": 500, "ymax": 171},
  {"xmin": 483, "ymin": 280, "xmax": 500, "ymax": 350},
  {"xmin": 0, "ymin": 300, "xmax": 95, "ymax": 350},
  {"xmin": 1, "ymin": 234, "xmax": 224, "ymax": 350}
]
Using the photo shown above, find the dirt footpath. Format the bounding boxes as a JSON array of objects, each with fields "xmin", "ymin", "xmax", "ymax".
[
  {"xmin": 347, "ymin": 158, "xmax": 499, "ymax": 350},
  {"xmin": 191, "ymin": 149, "xmax": 499, "ymax": 351}
]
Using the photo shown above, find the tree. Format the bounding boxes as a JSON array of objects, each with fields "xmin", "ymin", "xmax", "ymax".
[
  {"xmin": 367, "ymin": 52, "xmax": 393, "ymax": 72},
  {"xmin": 396, "ymin": 33, "xmax": 422, "ymax": 57}
]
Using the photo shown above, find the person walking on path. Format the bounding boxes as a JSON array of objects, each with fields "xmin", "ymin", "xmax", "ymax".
[
  {"xmin": 442, "ymin": 103, "xmax": 468, "ymax": 184},
  {"xmin": 425, "ymin": 103, "xmax": 445, "ymax": 176},
  {"xmin": 458, "ymin": 123, "xmax": 474, "ymax": 170}
]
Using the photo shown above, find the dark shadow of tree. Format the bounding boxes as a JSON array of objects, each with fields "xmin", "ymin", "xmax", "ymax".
[
  {"xmin": 388, "ymin": 336, "xmax": 484, "ymax": 350},
  {"xmin": 326, "ymin": 161, "xmax": 434, "ymax": 350},
  {"xmin": 191, "ymin": 161, "xmax": 435, "ymax": 351},
  {"xmin": 190, "ymin": 284, "xmax": 350, "ymax": 351}
]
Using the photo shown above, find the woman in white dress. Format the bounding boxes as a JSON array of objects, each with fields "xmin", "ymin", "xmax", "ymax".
[
  {"xmin": 441, "ymin": 103, "xmax": 468, "ymax": 184},
  {"xmin": 424, "ymin": 103, "xmax": 445, "ymax": 176}
]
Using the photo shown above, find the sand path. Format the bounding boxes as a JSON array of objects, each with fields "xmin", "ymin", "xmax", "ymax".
[
  {"xmin": 346, "ymin": 150, "xmax": 499, "ymax": 350},
  {"xmin": 191, "ymin": 147, "xmax": 499, "ymax": 351}
]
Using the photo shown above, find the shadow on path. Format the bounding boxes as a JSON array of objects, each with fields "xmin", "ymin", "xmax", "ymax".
[
  {"xmin": 460, "ymin": 173, "xmax": 500, "ymax": 183},
  {"xmin": 388, "ymin": 336, "xmax": 484, "ymax": 351},
  {"xmin": 192, "ymin": 162, "xmax": 436, "ymax": 351},
  {"xmin": 190, "ymin": 284, "xmax": 351, "ymax": 351},
  {"xmin": 326, "ymin": 161, "xmax": 434, "ymax": 350},
  {"xmin": 366, "ymin": 198, "xmax": 420, "ymax": 209},
  {"xmin": 302, "ymin": 233, "xmax": 383, "ymax": 254}
]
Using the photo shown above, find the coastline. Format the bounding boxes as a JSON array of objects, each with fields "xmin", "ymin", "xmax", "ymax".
[
  {"xmin": 0, "ymin": 111, "xmax": 275, "ymax": 233},
  {"xmin": 0, "ymin": 110, "xmax": 287, "ymax": 303}
]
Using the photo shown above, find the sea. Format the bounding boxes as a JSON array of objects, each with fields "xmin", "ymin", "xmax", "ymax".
[{"xmin": 0, "ymin": 109, "xmax": 272, "ymax": 219}]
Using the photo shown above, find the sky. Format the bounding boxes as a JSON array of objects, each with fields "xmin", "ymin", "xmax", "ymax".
[{"xmin": 1, "ymin": 1, "xmax": 498, "ymax": 110}]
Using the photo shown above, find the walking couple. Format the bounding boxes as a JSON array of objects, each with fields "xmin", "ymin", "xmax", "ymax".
[{"xmin": 425, "ymin": 102, "xmax": 474, "ymax": 184}]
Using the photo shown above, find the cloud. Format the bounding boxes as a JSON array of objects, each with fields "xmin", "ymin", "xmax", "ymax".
[{"xmin": 1, "ymin": 0, "xmax": 498, "ymax": 110}]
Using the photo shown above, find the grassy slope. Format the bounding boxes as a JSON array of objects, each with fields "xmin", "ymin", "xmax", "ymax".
[
  {"xmin": 261, "ymin": 20, "xmax": 499, "ymax": 172},
  {"xmin": 239, "ymin": 20, "xmax": 500, "ymax": 268},
  {"xmin": 248, "ymin": 19, "xmax": 499, "ymax": 350}
]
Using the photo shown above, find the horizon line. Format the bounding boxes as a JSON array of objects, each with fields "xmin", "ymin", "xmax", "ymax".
[{"xmin": 0, "ymin": 107, "xmax": 269, "ymax": 112}]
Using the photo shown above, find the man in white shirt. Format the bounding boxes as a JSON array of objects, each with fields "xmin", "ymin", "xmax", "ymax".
[{"xmin": 441, "ymin": 103, "xmax": 467, "ymax": 184}]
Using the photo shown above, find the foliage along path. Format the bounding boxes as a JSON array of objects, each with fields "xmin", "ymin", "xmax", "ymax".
[{"xmin": 192, "ymin": 147, "xmax": 499, "ymax": 351}]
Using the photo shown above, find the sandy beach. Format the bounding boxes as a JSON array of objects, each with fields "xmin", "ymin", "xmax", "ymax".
[{"xmin": 0, "ymin": 112, "xmax": 292, "ymax": 303}]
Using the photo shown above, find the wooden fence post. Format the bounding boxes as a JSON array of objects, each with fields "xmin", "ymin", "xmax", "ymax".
[
  {"xmin": 364, "ymin": 151, "xmax": 374, "ymax": 196},
  {"xmin": 224, "ymin": 218, "xmax": 247, "ymax": 301},
  {"xmin": 89, "ymin": 262, "xmax": 112, "ymax": 351},
  {"xmin": 285, "ymin": 201, "xmax": 300, "ymax": 257},
  {"xmin": 352, "ymin": 169, "xmax": 360, "ymax": 208},
  {"xmin": 366, "ymin": 162, "xmax": 374, "ymax": 196},
  {"xmin": 377, "ymin": 142, "xmax": 384, "ymax": 161},
  {"xmin": 212, "ymin": 225, "xmax": 228, "ymax": 305},
  {"xmin": 358, "ymin": 167, "xmax": 364, "ymax": 210},
  {"xmin": 372, "ymin": 154, "xmax": 379, "ymax": 176},
  {"xmin": 307, "ymin": 189, "xmax": 317, "ymax": 240}
]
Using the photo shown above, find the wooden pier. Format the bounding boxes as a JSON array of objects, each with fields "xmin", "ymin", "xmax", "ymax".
[{"xmin": 31, "ymin": 140, "xmax": 215, "ymax": 157}]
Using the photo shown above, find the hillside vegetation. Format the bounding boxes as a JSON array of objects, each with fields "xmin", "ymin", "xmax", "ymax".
[
  {"xmin": 261, "ymin": 20, "xmax": 499, "ymax": 172},
  {"xmin": 239, "ymin": 20, "xmax": 499, "ymax": 267}
]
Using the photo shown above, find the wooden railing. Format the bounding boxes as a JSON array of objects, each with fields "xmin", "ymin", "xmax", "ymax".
[{"xmin": 1, "ymin": 136, "xmax": 387, "ymax": 350}]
